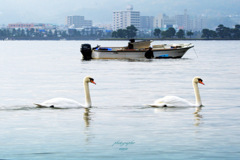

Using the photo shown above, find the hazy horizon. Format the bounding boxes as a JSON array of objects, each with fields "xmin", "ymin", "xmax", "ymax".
[{"xmin": 0, "ymin": 0, "xmax": 240, "ymax": 25}]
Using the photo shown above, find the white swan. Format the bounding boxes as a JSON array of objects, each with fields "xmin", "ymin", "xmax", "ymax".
[
  {"xmin": 35, "ymin": 76, "xmax": 96, "ymax": 108},
  {"xmin": 149, "ymin": 76, "xmax": 204, "ymax": 108}
]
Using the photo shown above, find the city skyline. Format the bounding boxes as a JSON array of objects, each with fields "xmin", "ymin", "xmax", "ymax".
[{"xmin": 0, "ymin": 0, "xmax": 240, "ymax": 25}]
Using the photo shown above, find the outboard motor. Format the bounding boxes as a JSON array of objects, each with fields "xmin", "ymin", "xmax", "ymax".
[{"xmin": 81, "ymin": 44, "xmax": 92, "ymax": 60}]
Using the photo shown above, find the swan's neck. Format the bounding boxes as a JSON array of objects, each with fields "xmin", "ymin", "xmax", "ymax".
[
  {"xmin": 193, "ymin": 82, "xmax": 202, "ymax": 106},
  {"xmin": 84, "ymin": 82, "xmax": 91, "ymax": 107}
]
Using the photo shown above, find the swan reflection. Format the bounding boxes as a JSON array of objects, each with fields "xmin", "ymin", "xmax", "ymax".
[
  {"xmin": 193, "ymin": 107, "xmax": 203, "ymax": 126},
  {"xmin": 83, "ymin": 108, "xmax": 91, "ymax": 127},
  {"xmin": 83, "ymin": 107, "xmax": 94, "ymax": 144},
  {"xmin": 153, "ymin": 106, "xmax": 191, "ymax": 113},
  {"xmin": 153, "ymin": 106, "xmax": 204, "ymax": 127}
]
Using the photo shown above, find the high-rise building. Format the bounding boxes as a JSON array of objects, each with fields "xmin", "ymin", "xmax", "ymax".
[
  {"xmin": 154, "ymin": 14, "xmax": 164, "ymax": 29},
  {"xmin": 154, "ymin": 14, "xmax": 176, "ymax": 29},
  {"xmin": 140, "ymin": 16, "xmax": 154, "ymax": 31},
  {"xmin": 175, "ymin": 9, "xmax": 191, "ymax": 30},
  {"xmin": 113, "ymin": 5, "xmax": 140, "ymax": 31},
  {"xmin": 66, "ymin": 16, "xmax": 92, "ymax": 28},
  {"xmin": 162, "ymin": 15, "xmax": 176, "ymax": 29},
  {"xmin": 192, "ymin": 16, "xmax": 207, "ymax": 31}
]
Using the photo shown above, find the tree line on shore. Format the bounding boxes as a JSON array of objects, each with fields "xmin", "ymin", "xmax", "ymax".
[
  {"xmin": 113, "ymin": 24, "xmax": 240, "ymax": 40},
  {"xmin": 0, "ymin": 24, "xmax": 240, "ymax": 40},
  {"xmin": 0, "ymin": 28, "xmax": 111, "ymax": 40}
]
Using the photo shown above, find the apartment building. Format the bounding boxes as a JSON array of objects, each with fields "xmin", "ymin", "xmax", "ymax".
[
  {"xmin": 113, "ymin": 5, "xmax": 140, "ymax": 31},
  {"xmin": 66, "ymin": 16, "xmax": 92, "ymax": 28}
]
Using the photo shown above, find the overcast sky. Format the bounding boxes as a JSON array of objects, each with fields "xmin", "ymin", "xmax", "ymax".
[{"xmin": 0, "ymin": 0, "xmax": 239, "ymax": 25}]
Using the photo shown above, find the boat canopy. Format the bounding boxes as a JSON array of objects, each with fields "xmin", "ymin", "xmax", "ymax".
[{"xmin": 131, "ymin": 40, "xmax": 152, "ymax": 49}]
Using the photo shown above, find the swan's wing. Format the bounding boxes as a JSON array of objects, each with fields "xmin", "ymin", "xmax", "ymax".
[
  {"xmin": 34, "ymin": 103, "xmax": 48, "ymax": 108},
  {"xmin": 151, "ymin": 96, "xmax": 193, "ymax": 107},
  {"xmin": 37, "ymin": 98, "xmax": 82, "ymax": 108},
  {"xmin": 147, "ymin": 103, "xmax": 167, "ymax": 108}
]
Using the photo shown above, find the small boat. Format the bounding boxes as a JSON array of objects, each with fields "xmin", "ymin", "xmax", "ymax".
[{"xmin": 80, "ymin": 40, "xmax": 194, "ymax": 60}]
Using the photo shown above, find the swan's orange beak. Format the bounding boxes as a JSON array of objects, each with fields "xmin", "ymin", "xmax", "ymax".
[
  {"xmin": 90, "ymin": 80, "xmax": 96, "ymax": 85},
  {"xmin": 199, "ymin": 81, "xmax": 205, "ymax": 85}
]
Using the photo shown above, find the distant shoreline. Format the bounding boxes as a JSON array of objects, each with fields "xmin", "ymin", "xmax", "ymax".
[
  {"xmin": 1, "ymin": 37, "xmax": 240, "ymax": 41},
  {"xmin": 101, "ymin": 38, "xmax": 240, "ymax": 41}
]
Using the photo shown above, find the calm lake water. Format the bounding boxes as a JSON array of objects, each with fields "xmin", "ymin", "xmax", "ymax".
[{"xmin": 0, "ymin": 40, "xmax": 240, "ymax": 160}]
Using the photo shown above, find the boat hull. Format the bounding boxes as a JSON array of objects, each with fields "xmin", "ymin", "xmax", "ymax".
[{"xmin": 92, "ymin": 46, "xmax": 193, "ymax": 59}]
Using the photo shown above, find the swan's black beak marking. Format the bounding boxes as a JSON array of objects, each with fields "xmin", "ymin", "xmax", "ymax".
[
  {"xmin": 198, "ymin": 79, "xmax": 205, "ymax": 85},
  {"xmin": 90, "ymin": 78, "xmax": 96, "ymax": 85}
]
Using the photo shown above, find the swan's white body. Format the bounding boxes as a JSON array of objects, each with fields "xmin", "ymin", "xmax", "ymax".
[
  {"xmin": 36, "ymin": 98, "xmax": 82, "ymax": 108},
  {"xmin": 151, "ymin": 96, "xmax": 195, "ymax": 108},
  {"xmin": 149, "ymin": 77, "xmax": 204, "ymax": 108},
  {"xmin": 35, "ymin": 76, "xmax": 96, "ymax": 108}
]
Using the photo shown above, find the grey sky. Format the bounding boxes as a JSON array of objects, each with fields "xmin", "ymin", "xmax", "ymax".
[{"xmin": 0, "ymin": 0, "xmax": 239, "ymax": 25}]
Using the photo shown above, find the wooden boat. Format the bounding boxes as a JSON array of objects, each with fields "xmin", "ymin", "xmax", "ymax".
[{"xmin": 80, "ymin": 40, "xmax": 194, "ymax": 60}]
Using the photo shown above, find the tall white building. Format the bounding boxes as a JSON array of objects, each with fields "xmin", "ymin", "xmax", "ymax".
[
  {"xmin": 66, "ymin": 16, "xmax": 92, "ymax": 28},
  {"xmin": 113, "ymin": 5, "xmax": 140, "ymax": 31}
]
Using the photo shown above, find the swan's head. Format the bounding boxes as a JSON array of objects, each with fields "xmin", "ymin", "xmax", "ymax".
[
  {"xmin": 193, "ymin": 76, "xmax": 204, "ymax": 85},
  {"xmin": 84, "ymin": 76, "xmax": 96, "ymax": 85}
]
